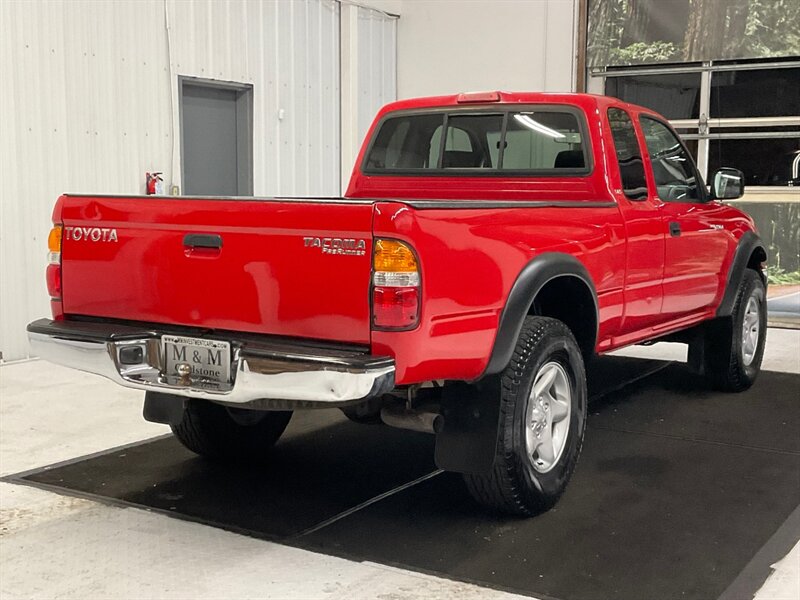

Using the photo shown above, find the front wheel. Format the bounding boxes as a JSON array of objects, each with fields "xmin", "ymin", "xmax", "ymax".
[
  {"xmin": 464, "ymin": 316, "xmax": 587, "ymax": 516},
  {"xmin": 171, "ymin": 399, "xmax": 292, "ymax": 462},
  {"xmin": 703, "ymin": 269, "xmax": 767, "ymax": 392}
]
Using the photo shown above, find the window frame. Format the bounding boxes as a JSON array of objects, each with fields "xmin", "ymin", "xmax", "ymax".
[
  {"xmin": 360, "ymin": 104, "xmax": 594, "ymax": 177},
  {"xmin": 592, "ymin": 58, "xmax": 800, "ymax": 194}
]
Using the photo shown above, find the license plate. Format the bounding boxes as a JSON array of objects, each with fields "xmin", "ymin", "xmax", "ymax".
[{"xmin": 162, "ymin": 335, "xmax": 231, "ymax": 385}]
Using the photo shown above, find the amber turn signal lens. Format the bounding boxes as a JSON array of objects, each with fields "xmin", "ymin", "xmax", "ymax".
[
  {"xmin": 373, "ymin": 239, "xmax": 418, "ymax": 273},
  {"xmin": 48, "ymin": 225, "xmax": 62, "ymax": 253}
]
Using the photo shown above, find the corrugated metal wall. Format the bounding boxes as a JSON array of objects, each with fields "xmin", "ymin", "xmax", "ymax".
[
  {"xmin": 1, "ymin": 0, "xmax": 171, "ymax": 362},
  {"xmin": 167, "ymin": 0, "xmax": 341, "ymax": 196},
  {"xmin": 0, "ymin": 0, "xmax": 344, "ymax": 361},
  {"xmin": 357, "ymin": 6, "xmax": 397, "ymax": 141}
]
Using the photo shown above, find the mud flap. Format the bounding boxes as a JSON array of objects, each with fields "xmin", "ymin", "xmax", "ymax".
[
  {"xmin": 143, "ymin": 392, "xmax": 186, "ymax": 425},
  {"xmin": 687, "ymin": 328, "xmax": 706, "ymax": 376},
  {"xmin": 434, "ymin": 376, "xmax": 501, "ymax": 474}
]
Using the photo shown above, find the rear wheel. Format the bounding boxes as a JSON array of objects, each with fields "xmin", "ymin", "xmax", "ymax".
[
  {"xmin": 703, "ymin": 269, "xmax": 767, "ymax": 391},
  {"xmin": 464, "ymin": 316, "xmax": 587, "ymax": 516},
  {"xmin": 171, "ymin": 399, "xmax": 292, "ymax": 462}
]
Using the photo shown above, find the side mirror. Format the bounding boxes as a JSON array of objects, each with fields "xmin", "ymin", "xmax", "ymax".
[{"xmin": 710, "ymin": 167, "xmax": 745, "ymax": 200}]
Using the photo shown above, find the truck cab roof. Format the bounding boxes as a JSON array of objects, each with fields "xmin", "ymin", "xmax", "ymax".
[
  {"xmin": 347, "ymin": 92, "xmax": 652, "ymax": 200},
  {"xmin": 373, "ymin": 91, "xmax": 652, "ymax": 119}
]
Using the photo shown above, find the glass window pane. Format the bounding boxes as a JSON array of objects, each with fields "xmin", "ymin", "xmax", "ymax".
[
  {"xmin": 363, "ymin": 108, "xmax": 590, "ymax": 175},
  {"xmin": 683, "ymin": 139, "xmax": 698, "ymax": 162},
  {"xmin": 711, "ymin": 68, "xmax": 800, "ymax": 118},
  {"xmin": 708, "ymin": 137, "xmax": 800, "ymax": 186},
  {"xmin": 640, "ymin": 116, "xmax": 703, "ymax": 202},
  {"xmin": 607, "ymin": 108, "xmax": 648, "ymax": 199},
  {"xmin": 605, "ymin": 73, "xmax": 701, "ymax": 120},
  {"xmin": 428, "ymin": 125, "xmax": 443, "ymax": 167},
  {"xmin": 502, "ymin": 111, "xmax": 585, "ymax": 170},
  {"xmin": 441, "ymin": 114, "xmax": 503, "ymax": 169},
  {"xmin": 445, "ymin": 126, "xmax": 472, "ymax": 151},
  {"xmin": 365, "ymin": 113, "xmax": 444, "ymax": 170},
  {"xmin": 486, "ymin": 130, "xmax": 501, "ymax": 167}
]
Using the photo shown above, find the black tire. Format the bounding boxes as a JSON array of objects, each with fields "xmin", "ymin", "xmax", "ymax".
[
  {"xmin": 464, "ymin": 316, "xmax": 587, "ymax": 516},
  {"xmin": 704, "ymin": 269, "xmax": 767, "ymax": 392},
  {"xmin": 171, "ymin": 399, "xmax": 292, "ymax": 462}
]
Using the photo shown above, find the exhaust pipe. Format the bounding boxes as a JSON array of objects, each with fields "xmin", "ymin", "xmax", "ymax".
[{"xmin": 381, "ymin": 405, "xmax": 443, "ymax": 434}]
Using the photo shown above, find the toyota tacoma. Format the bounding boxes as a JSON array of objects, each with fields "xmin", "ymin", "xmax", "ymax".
[{"xmin": 28, "ymin": 92, "xmax": 768, "ymax": 515}]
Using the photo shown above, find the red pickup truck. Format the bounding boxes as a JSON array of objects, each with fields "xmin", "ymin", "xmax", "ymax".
[{"xmin": 29, "ymin": 92, "xmax": 767, "ymax": 515}]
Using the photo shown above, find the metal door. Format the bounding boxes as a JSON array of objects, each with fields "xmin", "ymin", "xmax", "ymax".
[{"xmin": 181, "ymin": 81, "xmax": 253, "ymax": 196}]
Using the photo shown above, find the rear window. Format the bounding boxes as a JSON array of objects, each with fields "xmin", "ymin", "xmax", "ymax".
[{"xmin": 363, "ymin": 106, "xmax": 590, "ymax": 175}]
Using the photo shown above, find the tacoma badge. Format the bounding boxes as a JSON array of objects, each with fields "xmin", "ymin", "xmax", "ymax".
[{"xmin": 303, "ymin": 236, "xmax": 367, "ymax": 256}]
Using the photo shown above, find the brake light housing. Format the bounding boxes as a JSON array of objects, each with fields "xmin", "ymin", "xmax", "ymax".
[
  {"xmin": 46, "ymin": 263, "xmax": 62, "ymax": 298},
  {"xmin": 372, "ymin": 239, "xmax": 420, "ymax": 330},
  {"xmin": 457, "ymin": 91, "xmax": 501, "ymax": 103},
  {"xmin": 46, "ymin": 225, "xmax": 62, "ymax": 300}
]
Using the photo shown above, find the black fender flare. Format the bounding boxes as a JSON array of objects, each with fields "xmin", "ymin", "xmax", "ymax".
[
  {"xmin": 716, "ymin": 231, "xmax": 768, "ymax": 318},
  {"xmin": 483, "ymin": 252, "xmax": 599, "ymax": 377}
]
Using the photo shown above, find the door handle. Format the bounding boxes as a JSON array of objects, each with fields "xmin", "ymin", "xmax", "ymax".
[
  {"xmin": 669, "ymin": 222, "xmax": 681, "ymax": 237},
  {"xmin": 183, "ymin": 233, "xmax": 223, "ymax": 249}
]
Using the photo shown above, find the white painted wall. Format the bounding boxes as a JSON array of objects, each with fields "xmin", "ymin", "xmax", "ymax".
[{"xmin": 396, "ymin": 0, "xmax": 578, "ymax": 98}]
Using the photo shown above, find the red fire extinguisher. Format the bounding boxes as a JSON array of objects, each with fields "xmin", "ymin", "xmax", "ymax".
[{"xmin": 146, "ymin": 172, "xmax": 164, "ymax": 195}]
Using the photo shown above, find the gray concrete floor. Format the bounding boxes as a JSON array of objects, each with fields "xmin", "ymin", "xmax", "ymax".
[
  {"xmin": 769, "ymin": 292, "xmax": 800, "ymax": 326},
  {"xmin": 1, "ymin": 329, "xmax": 798, "ymax": 599}
]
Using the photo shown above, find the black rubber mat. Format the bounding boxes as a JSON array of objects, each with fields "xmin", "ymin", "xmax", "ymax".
[
  {"xmin": 20, "ymin": 411, "xmax": 436, "ymax": 539},
  {"xmin": 15, "ymin": 357, "xmax": 800, "ymax": 600}
]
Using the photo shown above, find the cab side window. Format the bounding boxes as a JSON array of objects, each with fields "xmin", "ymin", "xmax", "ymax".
[
  {"xmin": 608, "ymin": 108, "xmax": 648, "ymax": 200},
  {"xmin": 640, "ymin": 116, "xmax": 704, "ymax": 202}
]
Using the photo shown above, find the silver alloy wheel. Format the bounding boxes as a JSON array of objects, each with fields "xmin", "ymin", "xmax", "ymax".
[
  {"xmin": 741, "ymin": 293, "xmax": 761, "ymax": 367},
  {"xmin": 526, "ymin": 361, "xmax": 571, "ymax": 473}
]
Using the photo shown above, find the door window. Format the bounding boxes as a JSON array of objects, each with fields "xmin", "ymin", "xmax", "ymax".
[
  {"xmin": 608, "ymin": 108, "xmax": 648, "ymax": 199},
  {"xmin": 640, "ymin": 116, "xmax": 704, "ymax": 202}
]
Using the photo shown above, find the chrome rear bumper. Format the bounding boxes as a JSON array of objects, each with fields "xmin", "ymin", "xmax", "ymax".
[{"xmin": 27, "ymin": 319, "xmax": 395, "ymax": 408}]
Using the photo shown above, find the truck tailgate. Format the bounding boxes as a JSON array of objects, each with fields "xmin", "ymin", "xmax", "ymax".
[{"xmin": 58, "ymin": 196, "xmax": 374, "ymax": 344}]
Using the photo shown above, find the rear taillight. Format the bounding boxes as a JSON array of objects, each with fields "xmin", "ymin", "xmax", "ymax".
[
  {"xmin": 372, "ymin": 239, "xmax": 420, "ymax": 330},
  {"xmin": 46, "ymin": 263, "xmax": 62, "ymax": 298},
  {"xmin": 46, "ymin": 225, "xmax": 62, "ymax": 299}
]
